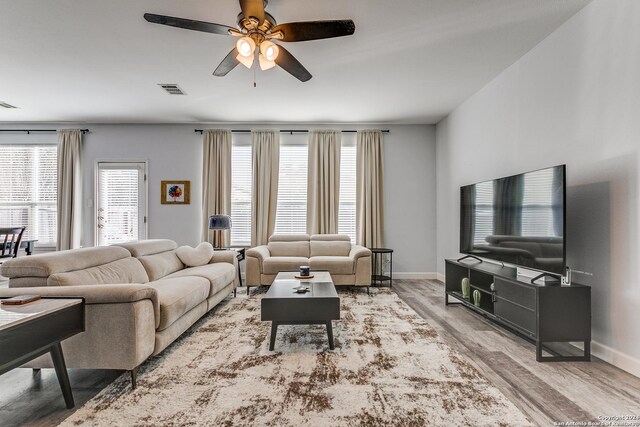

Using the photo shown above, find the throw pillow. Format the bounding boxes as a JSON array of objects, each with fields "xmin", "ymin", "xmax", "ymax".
[{"xmin": 176, "ymin": 242, "xmax": 214, "ymax": 267}]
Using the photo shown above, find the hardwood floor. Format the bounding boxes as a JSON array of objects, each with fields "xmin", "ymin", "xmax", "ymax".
[
  {"xmin": 1, "ymin": 279, "xmax": 639, "ymax": 426},
  {"xmin": 393, "ymin": 279, "xmax": 640, "ymax": 425}
]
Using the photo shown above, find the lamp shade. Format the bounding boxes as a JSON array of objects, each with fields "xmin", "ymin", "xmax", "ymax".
[{"xmin": 208, "ymin": 215, "xmax": 232, "ymax": 230}]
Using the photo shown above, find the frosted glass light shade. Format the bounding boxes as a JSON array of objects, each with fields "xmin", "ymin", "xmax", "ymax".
[
  {"xmin": 260, "ymin": 40, "xmax": 279, "ymax": 61},
  {"xmin": 236, "ymin": 37, "xmax": 256, "ymax": 57},
  {"xmin": 236, "ymin": 53, "xmax": 254, "ymax": 69},
  {"xmin": 259, "ymin": 53, "xmax": 276, "ymax": 70}
]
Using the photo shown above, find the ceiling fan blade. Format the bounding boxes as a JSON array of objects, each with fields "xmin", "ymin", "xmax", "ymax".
[
  {"xmin": 271, "ymin": 20, "xmax": 355, "ymax": 42},
  {"xmin": 144, "ymin": 13, "xmax": 234, "ymax": 36},
  {"xmin": 213, "ymin": 48, "xmax": 241, "ymax": 76},
  {"xmin": 239, "ymin": 0, "xmax": 265, "ymax": 24},
  {"xmin": 275, "ymin": 45, "xmax": 312, "ymax": 82}
]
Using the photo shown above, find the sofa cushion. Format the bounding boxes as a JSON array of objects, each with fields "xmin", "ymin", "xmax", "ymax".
[
  {"xmin": 163, "ymin": 263, "xmax": 236, "ymax": 297},
  {"xmin": 175, "ymin": 242, "xmax": 214, "ymax": 267},
  {"xmin": 267, "ymin": 234, "xmax": 310, "ymax": 257},
  {"xmin": 115, "ymin": 239, "xmax": 178, "ymax": 257},
  {"xmin": 0, "ymin": 246, "xmax": 131, "ymax": 278},
  {"xmin": 138, "ymin": 251, "xmax": 185, "ymax": 282},
  {"xmin": 147, "ymin": 277, "xmax": 210, "ymax": 331},
  {"xmin": 309, "ymin": 256, "xmax": 355, "ymax": 275},
  {"xmin": 262, "ymin": 256, "xmax": 309, "ymax": 275},
  {"xmin": 47, "ymin": 257, "xmax": 150, "ymax": 286},
  {"xmin": 310, "ymin": 234, "xmax": 352, "ymax": 257}
]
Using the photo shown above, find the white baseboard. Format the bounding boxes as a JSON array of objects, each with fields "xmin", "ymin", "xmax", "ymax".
[
  {"xmin": 436, "ymin": 272, "xmax": 445, "ymax": 283},
  {"xmin": 591, "ymin": 340, "xmax": 640, "ymax": 378},
  {"xmin": 392, "ymin": 272, "xmax": 438, "ymax": 280}
]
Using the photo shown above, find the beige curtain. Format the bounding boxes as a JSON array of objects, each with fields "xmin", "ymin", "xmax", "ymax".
[
  {"xmin": 307, "ymin": 130, "xmax": 341, "ymax": 235},
  {"xmin": 356, "ymin": 130, "xmax": 385, "ymax": 248},
  {"xmin": 56, "ymin": 129, "xmax": 83, "ymax": 250},
  {"xmin": 251, "ymin": 130, "xmax": 280, "ymax": 246},
  {"xmin": 201, "ymin": 129, "xmax": 232, "ymax": 246}
]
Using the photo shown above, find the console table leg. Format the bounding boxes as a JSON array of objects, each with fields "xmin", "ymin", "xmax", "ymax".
[
  {"xmin": 269, "ymin": 322, "xmax": 278, "ymax": 351},
  {"xmin": 536, "ymin": 341, "xmax": 543, "ymax": 362},
  {"xmin": 326, "ymin": 321, "xmax": 335, "ymax": 350},
  {"xmin": 584, "ymin": 341, "xmax": 591, "ymax": 361},
  {"xmin": 50, "ymin": 342, "xmax": 74, "ymax": 409}
]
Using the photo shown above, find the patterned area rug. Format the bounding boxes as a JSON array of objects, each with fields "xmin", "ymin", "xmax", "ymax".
[{"xmin": 60, "ymin": 288, "xmax": 531, "ymax": 426}]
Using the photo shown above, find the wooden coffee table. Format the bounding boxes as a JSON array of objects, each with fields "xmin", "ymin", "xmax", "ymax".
[
  {"xmin": 261, "ymin": 271, "xmax": 340, "ymax": 351},
  {"xmin": 0, "ymin": 298, "xmax": 85, "ymax": 409}
]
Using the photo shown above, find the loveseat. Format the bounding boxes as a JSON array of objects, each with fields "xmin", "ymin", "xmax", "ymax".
[
  {"xmin": 245, "ymin": 234, "xmax": 371, "ymax": 291},
  {"xmin": 0, "ymin": 239, "xmax": 237, "ymax": 387}
]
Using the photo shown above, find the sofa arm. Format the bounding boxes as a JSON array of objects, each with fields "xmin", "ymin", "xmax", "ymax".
[
  {"xmin": 246, "ymin": 245, "xmax": 271, "ymax": 262},
  {"xmin": 0, "ymin": 284, "xmax": 160, "ymax": 327},
  {"xmin": 210, "ymin": 250, "xmax": 239, "ymax": 267},
  {"xmin": 349, "ymin": 245, "xmax": 372, "ymax": 260}
]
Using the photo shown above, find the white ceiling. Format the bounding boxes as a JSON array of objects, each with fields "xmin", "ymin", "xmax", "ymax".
[{"xmin": 0, "ymin": 0, "xmax": 590, "ymax": 124}]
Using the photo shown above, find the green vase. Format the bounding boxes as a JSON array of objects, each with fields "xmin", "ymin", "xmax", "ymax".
[
  {"xmin": 473, "ymin": 289, "xmax": 481, "ymax": 307},
  {"xmin": 461, "ymin": 278, "xmax": 470, "ymax": 299}
]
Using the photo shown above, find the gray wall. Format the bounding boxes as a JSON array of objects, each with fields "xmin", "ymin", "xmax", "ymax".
[
  {"xmin": 436, "ymin": 0, "xmax": 640, "ymax": 375},
  {"xmin": 0, "ymin": 123, "xmax": 436, "ymax": 273}
]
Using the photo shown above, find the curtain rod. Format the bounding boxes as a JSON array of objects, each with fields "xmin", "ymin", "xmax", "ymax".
[
  {"xmin": 0, "ymin": 129, "xmax": 90, "ymax": 135},
  {"xmin": 194, "ymin": 129, "xmax": 390, "ymax": 134}
]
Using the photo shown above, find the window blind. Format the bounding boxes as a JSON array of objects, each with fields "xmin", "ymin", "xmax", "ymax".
[
  {"xmin": 231, "ymin": 141, "xmax": 252, "ymax": 246},
  {"xmin": 0, "ymin": 145, "xmax": 57, "ymax": 245},
  {"xmin": 338, "ymin": 137, "xmax": 356, "ymax": 242},
  {"xmin": 97, "ymin": 164, "xmax": 142, "ymax": 246},
  {"xmin": 274, "ymin": 142, "xmax": 308, "ymax": 235}
]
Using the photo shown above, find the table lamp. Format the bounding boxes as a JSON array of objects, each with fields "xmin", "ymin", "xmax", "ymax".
[{"xmin": 208, "ymin": 215, "xmax": 232, "ymax": 249}]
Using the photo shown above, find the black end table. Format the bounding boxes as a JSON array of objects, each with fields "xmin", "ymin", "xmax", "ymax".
[{"xmin": 370, "ymin": 248, "xmax": 393, "ymax": 288}]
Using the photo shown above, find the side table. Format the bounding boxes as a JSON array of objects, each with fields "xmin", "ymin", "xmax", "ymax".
[
  {"xmin": 215, "ymin": 247, "xmax": 246, "ymax": 297},
  {"xmin": 0, "ymin": 297, "xmax": 85, "ymax": 409},
  {"xmin": 370, "ymin": 248, "xmax": 393, "ymax": 288}
]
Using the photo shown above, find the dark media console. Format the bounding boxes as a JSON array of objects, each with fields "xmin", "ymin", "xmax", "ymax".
[{"xmin": 445, "ymin": 259, "xmax": 591, "ymax": 362}]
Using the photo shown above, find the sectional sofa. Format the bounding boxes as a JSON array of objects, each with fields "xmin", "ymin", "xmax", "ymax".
[{"xmin": 0, "ymin": 239, "xmax": 237, "ymax": 387}]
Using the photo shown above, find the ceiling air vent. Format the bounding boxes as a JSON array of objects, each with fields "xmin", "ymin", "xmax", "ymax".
[
  {"xmin": 0, "ymin": 101, "xmax": 18, "ymax": 108},
  {"xmin": 158, "ymin": 84, "xmax": 186, "ymax": 95}
]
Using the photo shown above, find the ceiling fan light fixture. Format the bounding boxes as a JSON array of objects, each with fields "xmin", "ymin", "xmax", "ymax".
[
  {"xmin": 236, "ymin": 36, "xmax": 256, "ymax": 58},
  {"xmin": 259, "ymin": 53, "xmax": 276, "ymax": 70},
  {"xmin": 236, "ymin": 52, "xmax": 255, "ymax": 69},
  {"xmin": 260, "ymin": 40, "xmax": 279, "ymax": 61}
]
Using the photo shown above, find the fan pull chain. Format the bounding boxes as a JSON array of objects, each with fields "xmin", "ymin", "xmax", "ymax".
[{"xmin": 253, "ymin": 66, "xmax": 257, "ymax": 88}]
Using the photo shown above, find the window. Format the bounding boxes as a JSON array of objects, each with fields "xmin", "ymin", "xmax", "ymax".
[
  {"xmin": 230, "ymin": 136, "xmax": 252, "ymax": 247},
  {"xmin": 274, "ymin": 136, "xmax": 308, "ymax": 234},
  {"xmin": 0, "ymin": 145, "xmax": 57, "ymax": 246},
  {"xmin": 473, "ymin": 181, "xmax": 494, "ymax": 245},
  {"xmin": 228, "ymin": 132, "xmax": 359, "ymax": 245},
  {"xmin": 96, "ymin": 162, "xmax": 147, "ymax": 246},
  {"xmin": 338, "ymin": 135, "xmax": 356, "ymax": 242}
]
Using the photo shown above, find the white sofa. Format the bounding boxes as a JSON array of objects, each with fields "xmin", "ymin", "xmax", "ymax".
[
  {"xmin": 0, "ymin": 239, "xmax": 237, "ymax": 387},
  {"xmin": 245, "ymin": 234, "xmax": 371, "ymax": 291}
]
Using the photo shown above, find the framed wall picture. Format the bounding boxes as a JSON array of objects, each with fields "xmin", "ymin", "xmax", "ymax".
[{"xmin": 161, "ymin": 180, "xmax": 190, "ymax": 204}]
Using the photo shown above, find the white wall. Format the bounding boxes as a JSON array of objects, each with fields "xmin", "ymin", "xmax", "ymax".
[
  {"xmin": 1, "ymin": 123, "xmax": 436, "ymax": 273},
  {"xmin": 436, "ymin": 0, "xmax": 640, "ymax": 376}
]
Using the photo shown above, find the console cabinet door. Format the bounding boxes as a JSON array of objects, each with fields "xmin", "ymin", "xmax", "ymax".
[{"xmin": 494, "ymin": 278, "xmax": 537, "ymax": 337}]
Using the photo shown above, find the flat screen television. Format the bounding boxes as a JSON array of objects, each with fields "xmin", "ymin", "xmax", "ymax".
[{"xmin": 460, "ymin": 165, "xmax": 566, "ymax": 275}]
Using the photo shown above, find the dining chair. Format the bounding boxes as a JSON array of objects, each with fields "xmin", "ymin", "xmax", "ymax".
[{"xmin": 0, "ymin": 226, "xmax": 26, "ymax": 261}]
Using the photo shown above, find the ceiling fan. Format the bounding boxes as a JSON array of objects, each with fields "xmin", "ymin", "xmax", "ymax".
[{"xmin": 144, "ymin": 0, "xmax": 356, "ymax": 82}]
